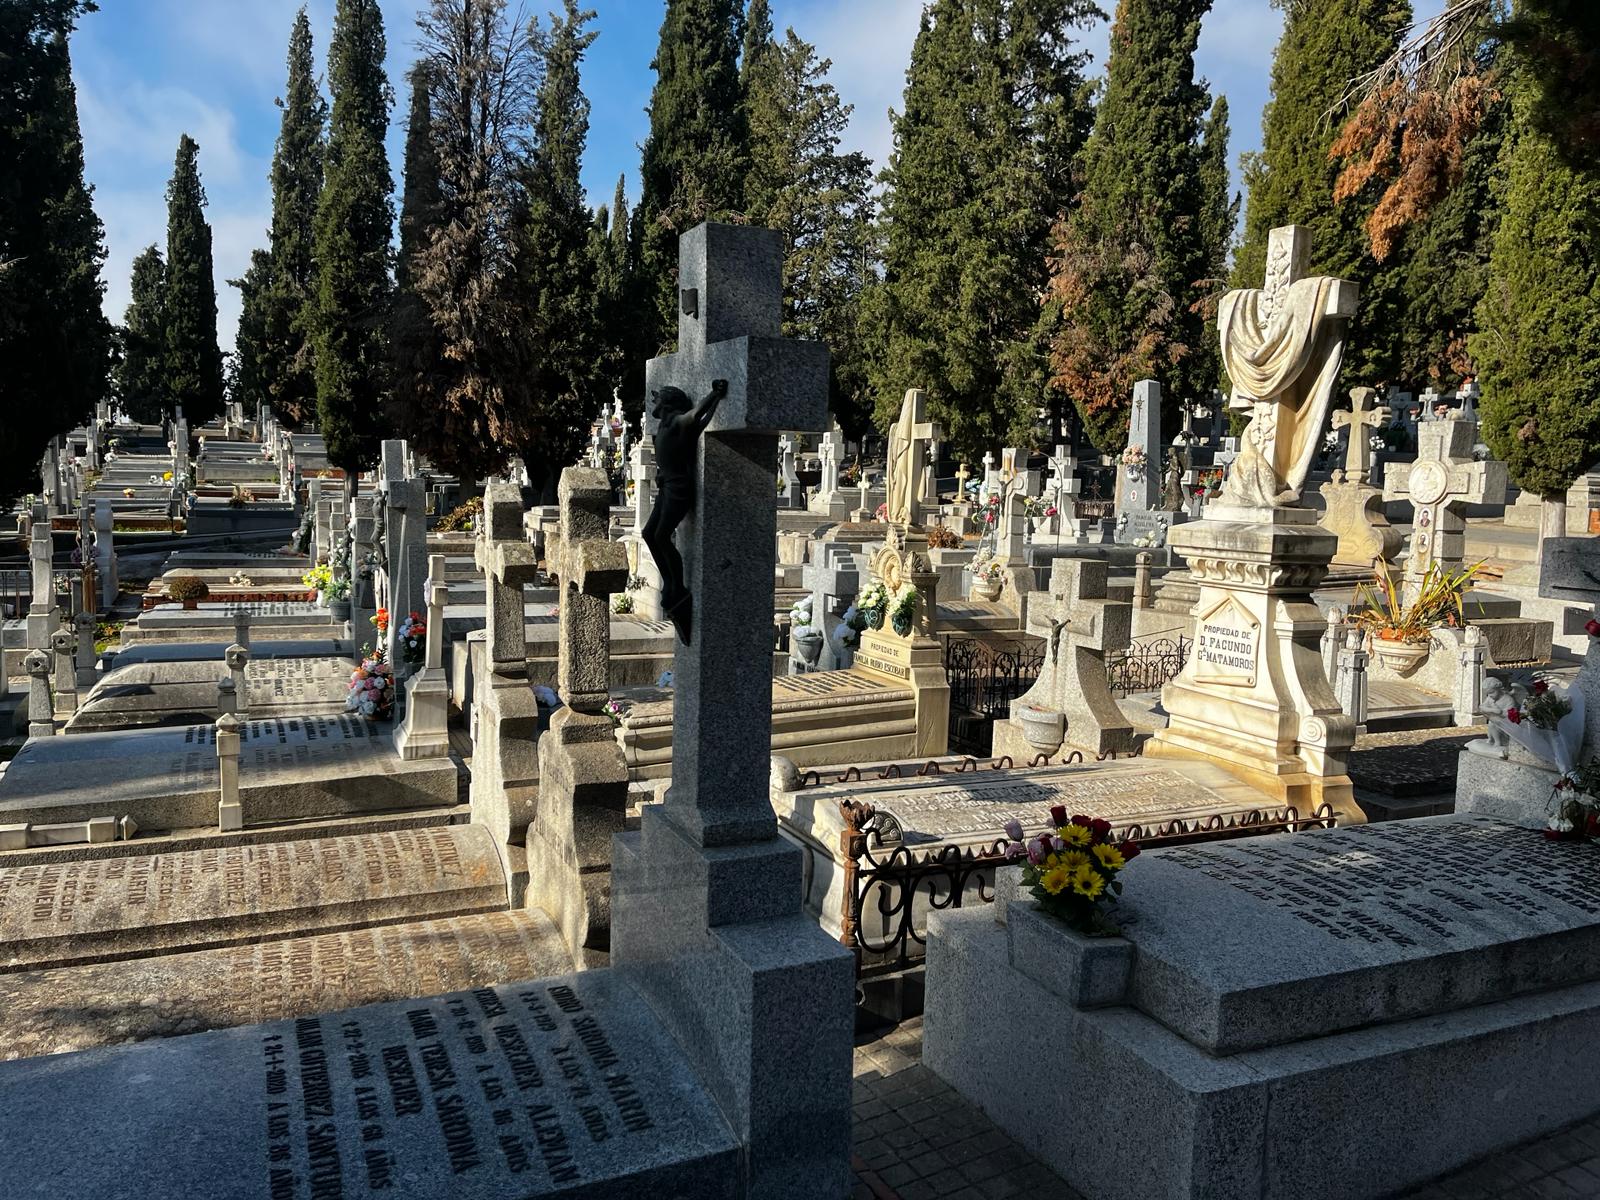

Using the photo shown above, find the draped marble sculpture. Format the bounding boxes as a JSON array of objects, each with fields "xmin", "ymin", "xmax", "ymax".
[
  {"xmin": 1218, "ymin": 225, "xmax": 1359, "ymax": 510},
  {"xmin": 884, "ymin": 387, "xmax": 940, "ymax": 528}
]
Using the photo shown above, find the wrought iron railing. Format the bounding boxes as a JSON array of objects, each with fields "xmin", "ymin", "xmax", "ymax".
[
  {"xmin": 1107, "ymin": 634, "xmax": 1191, "ymax": 695},
  {"xmin": 1073, "ymin": 498, "xmax": 1115, "ymax": 523}
]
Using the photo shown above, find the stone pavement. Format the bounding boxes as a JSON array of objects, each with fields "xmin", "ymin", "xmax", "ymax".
[{"xmin": 852, "ymin": 1017, "xmax": 1600, "ymax": 1200}]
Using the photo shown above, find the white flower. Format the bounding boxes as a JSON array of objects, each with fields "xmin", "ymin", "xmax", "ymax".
[{"xmin": 1549, "ymin": 816, "xmax": 1575, "ymax": 833}]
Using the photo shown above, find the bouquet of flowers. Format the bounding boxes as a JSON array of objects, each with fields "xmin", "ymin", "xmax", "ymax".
[
  {"xmin": 348, "ymin": 652, "xmax": 395, "ymax": 721},
  {"xmin": 1495, "ymin": 677, "xmax": 1584, "ymax": 778},
  {"xmin": 396, "ymin": 610, "xmax": 426, "ymax": 666},
  {"xmin": 1021, "ymin": 496, "xmax": 1059, "ymax": 521},
  {"xmin": 372, "ymin": 607, "xmax": 390, "ymax": 640},
  {"xmin": 889, "ymin": 582, "xmax": 919, "ymax": 637},
  {"xmin": 604, "ymin": 698, "xmax": 626, "ymax": 727},
  {"xmin": 1120, "ymin": 446, "xmax": 1148, "ymax": 479},
  {"xmin": 856, "ymin": 582, "xmax": 889, "ymax": 631},
  {"xmin": 874, "ymin": 502, "xmax": 888, "ymax": 522},
  {"xmin": 833, "ymin": 604, "xmax": 866, "ymax": 650},
  {"xmin": 1000, "ymin": 807, "xmax": 1140, "ymax": 935},
  {"xmin": 612, "ymin": 592, "xmax": 634, "ymax": 615}
]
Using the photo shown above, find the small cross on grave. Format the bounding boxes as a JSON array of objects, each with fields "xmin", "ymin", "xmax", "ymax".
[
  {"xmin": 1047, "ymin": 443, "xmax": 1080, "ymax": 502},
  {"xmin": 1455, "ymin": 379, "xmax": 1481, "ymax": 425},
  {"xmin": 953, "ymin": 461, "xmax": 970, "ymax": 503},
  {"xmin": 1331, "ymin": 386, "xmax": 1390, "ymax": 486},
  {"xmin": 546, "ymin": 468, "xmax": 628, "ymax": 716},
  {"xmin": 1384, "ymin": 419, "xmax": 1507, "ymax": 593},
  {"xmin": 1420, "ymin": 385, "xmax": 1446, "ymax": 420},
  {"xmin": 476, "ymin": 482, "xmax": 539, "ymax": 675},
  {"xmin": 981, "ymin": 451, "xmax": 1000, "ymax": 499},
  {"xmin": 1008, "ymin": 559, "xmax": 1133, "ymax": 756},
  {"xmin": 641, "ymin": 221, "xmax": 829, "ymax": 843}
]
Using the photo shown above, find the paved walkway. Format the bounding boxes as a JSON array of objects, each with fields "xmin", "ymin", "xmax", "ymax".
[{"xmin": 852, "ymin": 1017, "xmax": 1600, "ymax": 1200}]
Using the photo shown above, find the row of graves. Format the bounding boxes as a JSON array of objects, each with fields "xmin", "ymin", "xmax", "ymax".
[{"xmin": 0, "ymin": 222, "xmax": 1595, "ymax": 1198}]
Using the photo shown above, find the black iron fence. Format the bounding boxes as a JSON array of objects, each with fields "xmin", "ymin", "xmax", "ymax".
[
  {"xmin": 1107, "ymin": 634, "xmax": 1191, "ymax": 696},
  {"xmin": 942, "ymin": 636, "xmax": 1043, "ymax": 753}
]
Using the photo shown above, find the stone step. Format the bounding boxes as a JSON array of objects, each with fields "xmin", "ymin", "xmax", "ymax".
[
  {"xmin": 0, "ymin": 823, "xmax": 508, "ymax": 974},
  {"xmin": 0, "ymin": 908, "xmax": 571, "ymax": 1062}
]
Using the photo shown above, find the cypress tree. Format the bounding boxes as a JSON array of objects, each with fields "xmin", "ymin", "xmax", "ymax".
[
  {"xmin": 261, "ymin": 8, "xmax": 326, "ymax": 429},
  {"xmin": 1232, "ymin": 0, "xmax": 1411, "ymax": 385},
  {"xmin": 589, "ymin": 173, "xmax": 632, "ymax": 424},
  {"xmin": 509, "ymin": 0, "xmax": 602, "ymax": 499},
  {"xmin": 1470, "ymin": 68, "xmax": 1600, "ymax": 536},
  {"xmin": 229, "ymin": 248, "xmax": 273, "ymax": 418},
  {"xmin": 1046, "ymin": 0, "xmax": 1213, "ymax": 452},
  {"xmin": 743, "ymin": 21, "xmax": 875, "ymax": 436},
  {"xmin": 395, "ymin": 64, "xmax": 439, "ymax": 297},
  {"xmin": 313, "ymin": 0, "xmax": 393, "ymax": 476},
  {"xmin": 116, "ymin": 246, "xmax": 169, "ymax": 423},
  {"xmin": 866, "ymin": 0, "xmax": 1097, "ymax": 462},
  {"xmin": 636, "ymin": 0, "xmax": 747, "ymax": 351},
  {"xmin": 164, "ymin": 134, "xmax": 225, "ymax": 424},
  {"xmin": 1191, "ymin": 94, "xmax": 1238, "ymax": 397},
  {"xmin": 0, "ymin": 5, "xmax": 111, "ymax": 502}
]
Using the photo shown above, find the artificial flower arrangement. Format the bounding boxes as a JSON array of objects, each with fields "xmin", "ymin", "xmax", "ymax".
[
  {"xmin": 874, "ymin": 502, "xmax": 888, "ymax": 522},
  {"xmin": 604, "ymin": 698, "xmax": 626, "ymax": 727},
  {"xmin": 347, "ymin": 651, "xmax": 394, "ymax": 721},
  {"xmin": 396, "ymin": 610, "xmax": 426, "ymax": 666},
  {"xmin": 925, "ymin": 524, "xmax": 962, "ymax": 550},
  {"xmin": 1493, "ymin": 675, "xmax": 1585, "ymax": 786},
  {"xmin": 833, "ymin": 603, "xmax": 867, "ymax": 650},
  {"xmin": 1548, "ymin": 757, "xmax": 1600, "ymax": 842},
  {"xmin": 122, "ymin": 487, "xmax": 135, "ymax": 498},
  {"xmin": 856, "ymin": 582, "xmax": 890, "ymax": 631},
  {"xmin": 982, "ymin": 493, "xmax": 1000, "ymax": 525},
  {"xmin": 612, "ymin": 592, "xmax": 634, "ymax": 615},
  {"xmin": 1120, "ymin": 446, "xmax": 1148, "ymax": 479},
  {"xmin": 1021, "ymin": 496, "xmax": 1059, "ymax": 521},
  {"xmin": 1000, "ymin": 806, "xmax": 1140, "ymax": 935},
  {"xmin": 972, "ymin": 551, "xmax": 1006, "ymax": 583},
  {"xmin": 888, "ymin": 582, "xmax": 919, "ymax": 637},
  {"xmin": 1352, "ymin": 560, "xmax": 1477, "ymax": 646},
  {"xmin": 228, "ymin": 571, "xmax": 253, "ymax": 587},
  {"xmin": 302, "ymin": 563, "xmax": 350, "ymax": 603},
  {"xmin": 372, "ymin": 607, "xmax": 390, "ymax": 640}
]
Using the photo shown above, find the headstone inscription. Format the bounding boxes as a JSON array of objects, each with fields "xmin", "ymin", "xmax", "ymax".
[
  {"xmin": 530, "ymin": 467, "xmax": 629, "ymax": 967},
  {"xmin": 617, "ymin": 221, "xmax": 854, "ymax": 1197}
]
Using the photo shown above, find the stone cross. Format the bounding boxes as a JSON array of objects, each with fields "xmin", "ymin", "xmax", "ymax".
[
  {"xmin": 1420, "ymin": 386, "xmax": 1445, "ymax": 420},
  {"xmin": 232, "ymin": 608, "xmax": 251, "ymax": 652},
  {"xmin": 423, "ymin": 554, "xmax": 447, "ymax": 672},
  {"xmin": 395, "ymin": 552, "xmax": 451, "ymax": 761},
  {"xmin": 641, "ymin": 221, "xmax": 828, "ymax": 845},
  {"xmin": 1010, "ymin": 559, "xmax": 1133, "ymax": 756},
  {"xmin": 1384, "ymin": 419, "xmax": 1507, "ymax": 593},
  {"xmin": 546, "ymin": 468, "xmax": 627, "ymax": 716},
  {"xmin": 216, "ymin": 713, "xmax": 243, "ymax": 831},
  {"xmin": 29, "ymin": 521, "xmax": 53, "ymax": 615},
  {"xmin": 1455, "ymin": 379, "xmax": 1480, "ymax": 425},
  {"xmin": 778, "ymin": 434, "xmax": 800, "ymax": 506},
  {"xmin": 1046, "ymin": 443, "xmax": 1080, "ymax": 504},
  {"xmin": 216, "ymin": 674, "xmax": 238, "ymax": 718},
  {"xmin": 94, "ymin": 500, "xmax": 116, "ymax": 610},
  {"xmin": 477, "ymin": 482, "xmax": 539, "ymax": 676},
  {"xmin": 818, "ymin": 430, "xmax": 840, "ymax": 496},
  {"xmin": 981, "ymin": 451, "xmax": 1000, "ymax": 500},
  {"xmin": 1331, "ymin": 386, "xmax": 1390, "ymax": 486},
  {"xmin": 629, "ymin": 440, "xmax": 656, "ymax": 529},
  {"xmin": 24, "ymin": 648, "xmax": 52, "ymax": 739},
  {"xmin": 885, "ymin": 389, "xmax": 941, "ymax": 528},
  {"xmin": 380, "ymin": 440, "xmax": 426, "ymax": 666},
  {"xmin": 954, "ymin": 462, "xmax": 970, "ymax": 503}
]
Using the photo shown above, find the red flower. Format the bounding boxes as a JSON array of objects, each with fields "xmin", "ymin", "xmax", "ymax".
[
  {"xmin": 1049, "ymin": 805, "xmax": 1068, "ymax": 827},
  {"xmin": 1089, "ymin": 818, "xmax": 1113, "ymax": 839},
  {"xmin": 1118, "ymin": 840, "xmax": 1141, "ymax": 861},
  {"xmin": 1586, "ymin": 618, "xmax": 1600, "ymax": 637},
  {"xmin": 1507, "ymin": 707, "xmax": 1522, "ymax": 725},
  {"xmin": 1532, "ymin": 680, "xmax": 1549, "ymax": 696},
  {"xmin": 1070, "ymin": 814, "xmax": 1092, "ymax": 828}
]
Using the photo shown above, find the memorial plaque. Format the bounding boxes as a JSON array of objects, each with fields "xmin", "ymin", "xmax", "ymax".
[
  {"xmin": 0, "ymin": 825, "xmax": 507, "ymax": 972},
  {"xmin": 1118, "ymin": 815, "xmax": 1600, "ymax": 1054},
  {"xmin": 773, "ymin": 671, "xmax": 895, "ymax": 701},
  {"xmin": 854, "ymin": 632, "xmax": 912, "ymax": 681},
  {"xmin": 1191, "ymin": 595, "xmax": 1260, "ymax": 687},
  {"xmin": 0, "ymin": 971, "xmax": 740, "ymax": 1198},
  {"xmin": 0, "ymin": 910, "xmax": 573, "ymax": 1061}
]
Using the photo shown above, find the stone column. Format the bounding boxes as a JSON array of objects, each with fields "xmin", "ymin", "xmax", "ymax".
[
  {"xmin": 73, "ymin": 610, "xmax": 96, "ymax": 689},
  {"xmin": 1336, "ymin": 629, "xmax": 1369, "ymax": 730},
  {"xmin": 216, "ymin": 674, "xmax": 238, "ymax": 718},
  {"xmin": 49, "ymin": 626, "xmax": 77, "ymax": 715},
  {"xmin": 233, "ymin": 608, "xmax": 250, "ymax": 652},
  {"xmin": 1454, "ymin": 624, "xmax": 1487, "ymax": 727},
  {"xmin": 395, "ymin": 554, "xmax": 451, "ymax": 761},
  {"xmin": 225, "ymin": 644, "xmax": 250, "ymax": 717},
  {"xmin": 24, "ymin": 649, "xmax": 52, "ymax": 738},
  {"xmin": 1133, "ymin": 552, "xmax": 1153, "ymax": 610},
  {"xmin": 216, "ymin": 714, "xmax": 243, "ymax": 831}
]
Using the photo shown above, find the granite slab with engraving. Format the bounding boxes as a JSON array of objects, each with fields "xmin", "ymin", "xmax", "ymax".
[
  {"xmin": 0, "ymin": 972, "xmax": 740, "ymax": 1198},
  {"xmin": 0, "ymin": 825, "xmax": 506, "ymax": 971},
  {"xmin": 67, "ymin": 657, "xmax": 354, "ymax": 732},
  {"xmin": 0, "ymin": 716, "xmax": 457, "ymax": 831},
  {"xmin": 0, "ymin": 909, "xmax": 574, "ymax": 1060},
  {"xmin": 110, "ymin": 640, "xmax": 355, "ymax": 668},
  {"xmin": 1116, "ymin": 815, "xmax": 1600, "ymax": 1053}
]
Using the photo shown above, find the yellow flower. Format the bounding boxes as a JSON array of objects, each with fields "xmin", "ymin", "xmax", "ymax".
[
  {"xmin": 1059, "ymin": 849, "xmax": 1091, "ymax": 872},
  {"xmin": 1071, "ymin": 864, "xmax": 1105, "ymax": 899},
  {"xmin": 1040, "ymin": 866, "xmax": 1070, "ymax": 895},
  {"xmin": 1092, "ymin": 843, "xmax": 1125, "ymax": 872},
  {"xmin": 1058, "ymin": 824, "xmax": 1092, "ymax": 847}
]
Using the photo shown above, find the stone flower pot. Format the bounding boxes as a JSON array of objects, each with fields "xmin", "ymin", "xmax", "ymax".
[
  {"xmin": 972, "ymin": 576, "xmax": 1002, "ymax": 602},
  {"xmin": 1372, "ymin": 636, "xmax": 1429, "ymax": 675},
  {"xmin": 1017, "ymin": 703, "xmax": 1065, "ymax": 751},
  {"xmin": 792, "ymin": 625, "xmax": 824, "ymax": 667},
  {"xmin": 328, "ymin": 597, "xmax": 351, "ymax": 622}
]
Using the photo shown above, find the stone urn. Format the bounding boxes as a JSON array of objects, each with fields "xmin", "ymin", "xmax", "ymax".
[
  {"xmin": 1371, "ymin": 635, "xmax": 1429, "ymax": 675},
  {"xmin": 1016, "ymin": 703, "xmax": 1065, "ymax": 751},
  {"xmin": 792, "ymin": 623, "xmax": 824, "ymax": 668},
  {"xmin": 328, "ymin": 596, "xmax": 351, "ymax": 622},
  {"xmin": 972, "ymin": 575, "xmax": 1002, "ymax": 603}
]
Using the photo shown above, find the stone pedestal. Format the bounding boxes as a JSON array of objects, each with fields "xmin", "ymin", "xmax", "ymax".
[
  {"xmin": 395, "ymin": 553, "xmax": 450, "ymax": 761},
  {"xmin": 853, "ymin": 548, "xmax": 949, "ymax": 758},
  {"xmin": 1148, "ymin": 506, "xmax": 1360, "ymax": 821}
]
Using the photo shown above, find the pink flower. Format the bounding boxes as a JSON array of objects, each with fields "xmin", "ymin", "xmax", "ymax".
[
  {"xmin": 1044, "ymin": 506, "xmax": 1057, "ymax": 517},
  {"xmin": 984, "ymin": 512, "xmax": 995, "ymax": 524},
  {"xmin": 1002, "ymin": 818, "xmax": 1024, "ymax": 841}
]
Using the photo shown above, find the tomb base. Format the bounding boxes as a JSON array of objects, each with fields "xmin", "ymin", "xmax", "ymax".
[
  {"xmin": 394, "ymin": 666, "xmax": 451, "ymax": 760},
  {"xmin": 612, "ymin": 807, "xmax": 856, "ymax": 1199},
  {"xmin": 1147, "ymin": 509, "xmax": 1361, "ymax": 823},
  {"xmin": 468, "ymin": 672, "xmax": 539, "ymax": 847}
]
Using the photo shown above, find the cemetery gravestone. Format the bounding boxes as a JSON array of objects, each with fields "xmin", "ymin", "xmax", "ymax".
[
  {"xmin": 1319, "ymin": 386, "xmax": 1403, "ymax": 569},
  {"xmin": 395, "ymin": 554, "xmax": 450, "ymax": 761},
  {"xmin": 1384, "ymin": 418, "xmax": 1507, "ymax": 595},
  {"xmin": 1116, "ymin": 379, "xmax": 1161, "ymax": 516}
]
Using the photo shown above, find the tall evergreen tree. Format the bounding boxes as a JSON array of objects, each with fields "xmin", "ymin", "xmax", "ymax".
[
  {"xmin": 164, "ymin": 134, "xmax": 225, "ymax": 424},
  {"xmin": 1470, "ymin": 67, "xmax": 1600, "ymax": 538},
  {"xmin": 115, "ymin": 245, "xmax": 168, "ymax": 423},
  {"xmin": 313, "ymin": 0, "xmax": 393, "ymax": 476},
  {"xmin": 865, "ymin": 0, "xmax": 1098, "ymax": 462},
  {"xmin": 742, "ymin": 22, "xmax": 875, "ymax": 436},
  {"xmin": 260, "ymin": 8, "xmax": 326, "ymax": 429},
  {"xmin": 588, "ymin": 173, "xmax": 633, "ymax": 431},
  {"xmin": 509, "ymin": 1, "xmax": 602, "ymax": 499},
  {"xmin": 1046, "ymin": 0, "xmax": 1214, "ymax": 452},
  {"xmin": 1191, "ymin": 94, "xmax": 1238, "ymax": 398},
  {"xmin": 1232, "ymin": 0, "xmax": 1411, "ymax": 387},
  {"xmin": 395, "ymin": 64, "xmax": 440, "ymax": 296},
  {"xmin": 635, "ymin": 0, "xmax": 747, "ymax": 352},
  {"xmin": 229, "ymin": 248, "xmax": 273, "ymax": 418},
  {"xmin": 0, "ymin": 3, "xmax": 111, "ymax": 502}
]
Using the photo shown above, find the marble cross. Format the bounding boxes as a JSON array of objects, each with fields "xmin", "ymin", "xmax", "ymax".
[
  {"xmin": 954, "ymin": 462, "xmax": 970, "ymax": 503},
  {"xmin": 1384, "ymin": 419, "xmax": 1507, "ymax": 593},
  {"xmin": 1331, "ymin": 387, "xmax": 1390, "ymax": 486},
  {"xmin": 629, "ymin": 440, "xmax": 656, "ymax": 528},
  {"xmin": 642, "ymin": 221, "xmax": 829, "ymax": 846},
  {"xmin": 981, "ymin": 451, "xmax": 999, "ymax": 500},
  {"xmin": 1046, "ymin": 444, "xmax": 1079, "ymax": 500},
  {"xmin": 1019, "ymin": 559, "xmax": 1133, "ymax": 756},
  {"xmin": 1455, "ymin": 379, "xmax": 1480, "ymax": 425},
  {"xmin": 818, "ymin": 430, "xmax": 840, "ymax": 495},
  {"xmin": 1420, "ymin": 386, "xmax": 1445, "ymax": 420},
  {"xmin": 547, "ymin": 467, "xmax": 627, "ymax": 715},
  {"xmin": 476, "ymin": 482, "xmax": 540, "ymax": 676}
]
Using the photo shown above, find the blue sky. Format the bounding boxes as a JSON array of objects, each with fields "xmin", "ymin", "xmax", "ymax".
[{"xmin": 71, "ymin": 0, "xmax": 1440, "ymax": 352}]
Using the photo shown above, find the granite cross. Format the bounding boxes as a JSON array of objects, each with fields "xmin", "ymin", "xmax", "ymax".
[
  {"xmin": 476, "ymin": 482, "xmax": 539, "ymax": 676},
  {"xmin": 642, "ymin": 221, "xmax": 829, "ymax": 846},
  {"xmin": 1018, "ymin": 558, "xmax": 1132, "ymax": 755},
  {"xmin": 1384, "ymin": 419, "xmax": 1507, "ymax": 593},
  {"xmin": 1331, "ymin": 386, "xmax": 1390, "ymax": 486},
  {"xmin": 547, "ymin": 467, "xmax": 628, "ymax": 716}
]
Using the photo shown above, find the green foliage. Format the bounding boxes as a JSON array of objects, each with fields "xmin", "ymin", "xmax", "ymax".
[
  {"xmin": 0, "ymin": 3, "xmax": 112, "ymax": 505},
  {"xmin": 1470, "ymin": 71, "xmax": 1600, "ymax": 499},
  {"xmin": 1047, "ymin": 0, "xmax": 1216, "ymax": 452},
  {"xmin": 1232, "ymin": 0, "xmax": 1411, "ymax": 386},
  {"xmin": 635, "ymin": 0, "xmax": 747, "ymax": 353},
  {"xmin": 313, "ymin": 0, "xmax": 393, "ymax": 475},
  {"xmin": 742, "ymin": 21, "xmax": 876, "ymax": 439},
  {"xmin": 586, "ymin": 174, "xmax": 633, "ymax": 441},
  {"xmin": 164, "ymin": 134, "xmax": 225, "ymax": 424},
  {"xmin": 116, "ymin": 245, "xmax": 168, "ymax": 423},
  {"xmin": 866, "ymin": 0, "xmax": 1098, "ymax": 464},
  {"xmin": 258, "ymin": 8, "xmax": 325, "ymax": 430},
  {"xmin": 165, "ymin": 575, "xmax": 210, "ymax": 602},
  {"xmin": 1497, "ymin": 0, "xmax": 1600, "ymax": 175},
  {"xmin": 1192, "ymin": 95, "xmax": 1238, "ymax": 399}
]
